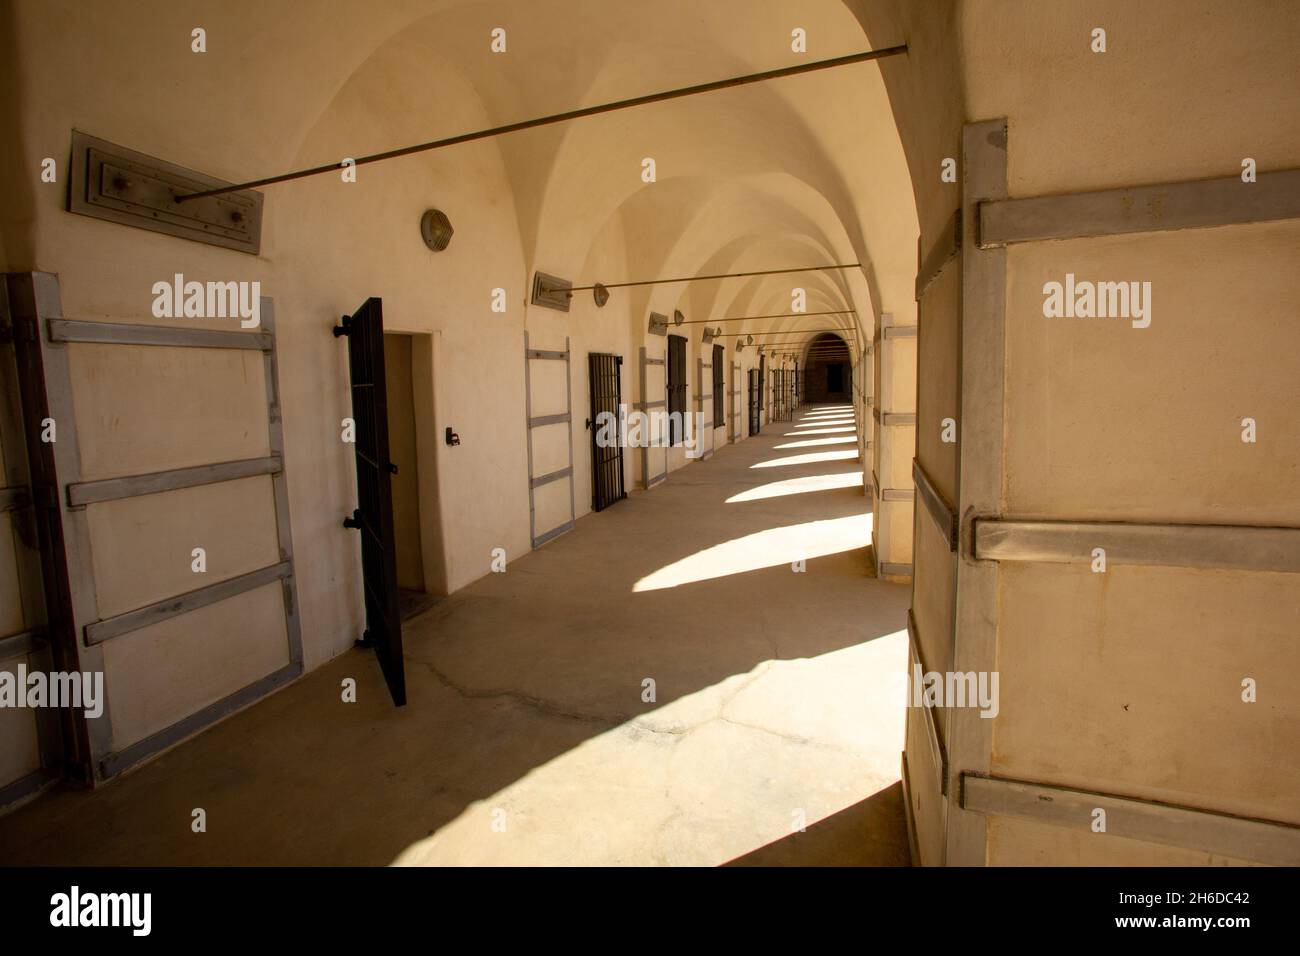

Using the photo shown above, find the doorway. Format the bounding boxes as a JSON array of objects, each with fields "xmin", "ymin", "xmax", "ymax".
[
  {"xmin": 383, "ymin": 332, "xmax": 441, "ymax": 621},
  {"xmin": 747, "ymin": 369, "xmax": 761, "ymax": 436},
  {"xmin": 587, "ymin": 352, "xmax": 626, "ymax": 512}
]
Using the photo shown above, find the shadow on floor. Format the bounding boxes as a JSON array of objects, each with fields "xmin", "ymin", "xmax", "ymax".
[
  {"xmin": 724, "ymin": 782, "xmax": 910, "ymax": 867},
  {"xmin": 0, "ymin": 406, "xmax": 910, "ymax": 866},
  {"xmin": 399, "ymin": 589, "xmax": 442, "ymax": 621}
]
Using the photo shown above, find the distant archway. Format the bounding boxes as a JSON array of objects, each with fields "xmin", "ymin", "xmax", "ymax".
[{"xmin": 802, "ymin": 332, "xmax": 852, "ymax": 403}]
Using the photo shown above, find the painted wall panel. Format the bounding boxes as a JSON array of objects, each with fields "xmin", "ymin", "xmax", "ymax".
[
  {"xmin": 102, "ymin": 583, "xmax": 289, "ymax": 751},
  {"xmin": 911, "ymin": 518, "xmax": 955, "ymax": 676},
  {"xmin": 1004, "ymin": 223, "xmax": 1300, "ymax": 524},
  {"xmin": 0, "ymin": 657, "xmax": 41, "ymax": 787},
  {"xmin": 0, "ymin": 515, "xmax": 25, "ymax": 637},
  {"xmin": 68, "ymin": 343, "xmax": 270, "ymax": 483},
  {"xmin": 962, "ymin": 0, "xmax": 1300, "ymax": 198},
  {"xmin": 993, "ymin": 562, "xmax": 1300, "ymax": 825},
  {"xmin": 86, "ymin": 475, "xmax": 280, "ymax": 619},
  {"xmin": 905, "ymin": 673, "xmax": 946, "ymax": 866},
  {"xmin": 916, "ymin": 262, "xmax": 960, "ymax": 504},
  {"xmin": 987, "ymin": 816, "xmax": 1260, "ymax": 867}
]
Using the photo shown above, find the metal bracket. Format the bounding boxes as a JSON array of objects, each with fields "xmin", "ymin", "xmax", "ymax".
[
  {"xmin": 68, "ymin": 130, "xmax": 263, "ymax": 254},
  {"xmin": 531, "ymin": 271, "xmax": 572, "ymax": 312}
]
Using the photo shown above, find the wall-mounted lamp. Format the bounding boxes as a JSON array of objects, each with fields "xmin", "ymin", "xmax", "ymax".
[
  {"xmin": 419, "ymin": 209, "xmax": 454, "ymax": 252},
  {"xmin": 445, "ymin": 427, "xmax": 461, "ymax": 446},
  {"xmin": 673, "ymin": 310, "xmax": 685, "ymax": 327},
  {"xmin": 593, "ymin": 283, "xmax": 610, "ymax": 307},
  {"xmin": 648, "ymin": 312, "xmax": 670, "ymax": 336}
]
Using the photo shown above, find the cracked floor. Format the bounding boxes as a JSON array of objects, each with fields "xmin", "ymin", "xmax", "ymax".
[{"xmin": 0, "ymin": 404, "xmax": 911, "ymax": 866}]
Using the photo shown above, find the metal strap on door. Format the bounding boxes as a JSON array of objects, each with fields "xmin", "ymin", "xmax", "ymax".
[
  {"xmin": 523, "ymin": 332, "xmax": 576, "ymax": 548},
  {"xmin": 694, "ymin": 356, "xmax": 715, "ymax": 460},
  {"xmin": 637, "ymin": 344, "xmax": 667, "ymax": 488}
]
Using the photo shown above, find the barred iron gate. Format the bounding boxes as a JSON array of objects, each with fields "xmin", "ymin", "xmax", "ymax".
[
  {"xmin": 667, "ymin": 334, "xmax": 687, "ymax": 447},
  {"xmin": 747, "ymin": 369, "xmax": 761, "ymax": 436},
  {"xmin": 335, "ymin": 298, "xmax": 405, "ymax": 707},
  {"xmin": 772, "ymin": 368, "xmax": 793, "ymax": 422},
  {"xmin": 587, "ymin": 352, "xmax": 625, "ymax": 512}
]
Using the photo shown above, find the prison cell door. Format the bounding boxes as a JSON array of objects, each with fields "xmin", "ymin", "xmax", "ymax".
[
  {"xmin": 747, "ymin": 369, "xmax": 761, "ymax": 436},
  {"xmin": 3, "ymin": 273, "xmax": 306, "ymax": 782},
  {"xmin": 336, "ymin": 298, "xmax": 405, "ymax": 707},
  {"xmin": 587, "ymin": 352, "xmax": 625, "ymax": 512}
]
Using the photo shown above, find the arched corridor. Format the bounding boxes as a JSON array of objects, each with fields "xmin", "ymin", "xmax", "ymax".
[{"xmin": 0, "ymin": 0, "xmax": 1297, "ymax": 892}]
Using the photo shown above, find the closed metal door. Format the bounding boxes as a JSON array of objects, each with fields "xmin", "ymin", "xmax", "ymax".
[
  {"xmin": 667, "ymin": 334, "xmax": 687, "ymax": 446},
  {"xmin": 587, "ymin": 352, "xmax": 625, "ymax": 512},
  {"xmin": 335, "ymin": 297, "xmax": 405, "ymax": 706},
  {"xmin": 747, "ymin": 369, "xmax": 760, "ymax": 436}
]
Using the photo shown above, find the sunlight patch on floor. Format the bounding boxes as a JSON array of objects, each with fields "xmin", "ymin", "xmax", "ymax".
[
  {"xmin": 751, "ymin": 449, "xmax": 859, "ymax": 469},
  {"xmin": 725, "ymin": 471, "xmax": 862, "ymax": 503},
  {"xmin": 783, "ymin": 426, "xmax": 855, "ymax": 436},
  {"xmin": 774, "ymin": 435, "xmax": 857, "ymax": 450},
  {"xmin": 632, "ymin": 513, "xmax": 871, "ymax": 591},
  {"xmin": 793, "ymin": 418, "xmax": 854, "ymax": 428},
  {"xmin": 391, "ymin": 631, "xmax": 908, "ymax": 867}
]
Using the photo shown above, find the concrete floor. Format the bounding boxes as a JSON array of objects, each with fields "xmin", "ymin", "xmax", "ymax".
[{"xmin": 0, "ymin": 404, "xmax": 912, "ymax": 866}]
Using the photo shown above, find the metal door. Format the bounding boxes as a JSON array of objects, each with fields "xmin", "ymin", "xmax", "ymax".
[
  {"xmin": 335, "ymin": 298, "xmax": 405, "ymax": 706},
  {"xmin": 667, "ymin": 334, "xmax": 687, "ymax": 446},
  {"xmin": 747, "ymin": 369, "xmax": 761, "ymax": 436},
  {"xmin": 587, "ymin": 352, "xmax": 625, "ymax": 512},
  {"xmin": 711, "ymin": 344, "xmax": 725, "ymax": 429}
]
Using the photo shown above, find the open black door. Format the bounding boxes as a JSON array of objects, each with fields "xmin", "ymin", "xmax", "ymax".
[
  {"xmin": 747, "ymin": 369, "xmax": 761, "ymax": 436},
  {"xmin": 335, "ymin": 298, "xmax": 405, "ymax": 706},
  {"xmin": 587, "ymin": 352, "xmax": 626, "ymax": 512}
]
